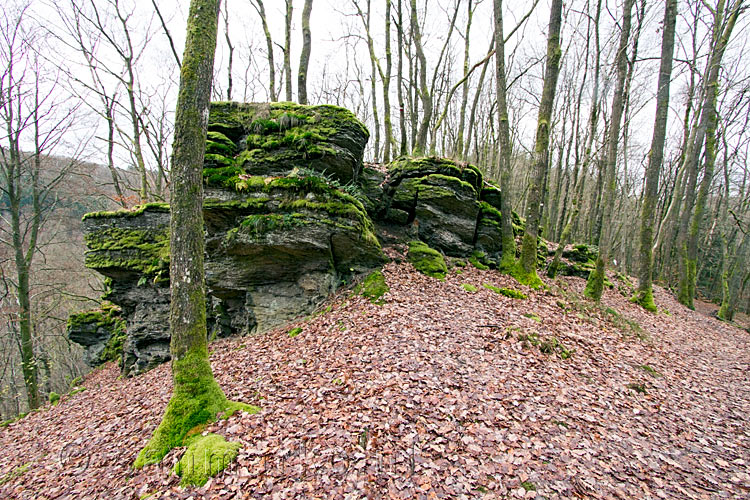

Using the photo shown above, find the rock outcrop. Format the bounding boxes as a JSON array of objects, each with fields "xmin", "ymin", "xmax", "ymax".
[{"xmin": 69, "ymin": 101, "xmax": 537, "ymax": 376}]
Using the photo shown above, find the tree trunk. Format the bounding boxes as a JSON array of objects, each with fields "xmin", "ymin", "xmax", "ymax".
[
  {"xmin": 298, "ymin": 0, "xmax": 314, "ymax": 104},
  {"xmin": 584, "ymin": 0, "xmax": 634, "ymax": 301},
  {"xmin": 251, "ymin": 0, "xmax": 276, "ymax": 101},
  {"xmin": 396, "ymin": 0, "xmax": 407, "ymax": 156},
  {"xmin": 679, "ymin": 0, "xmax": 742, "ymax": 309},
  {"xmin": 224, "ymin": 8, "xmax": 233, "ymax": 100},
  {"xmin": 284, "ymin": 0, "xmax": 293, "ymax": 101},
  {"xmin": 134, "ymin": 0, "xmax": 253, "ymax": 468},
  {"xmin": 493, "ymin": 0, "xmax": 518, "ymax": 272},
  {"xmin": 632, "ymin": 0, "xmax": 677, "ymax": 311},
  {"xmin": 516, "ymin": 0, "xmax": 563, "ymax": 287}
]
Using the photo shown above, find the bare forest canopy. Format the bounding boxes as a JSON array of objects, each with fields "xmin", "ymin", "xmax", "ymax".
[{"xmin": 2, "ymin": 0, "xmax": 750, "ymax": 421}]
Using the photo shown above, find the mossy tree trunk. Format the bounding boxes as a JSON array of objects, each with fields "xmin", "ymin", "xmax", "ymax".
[
  {"xmin": 717, "ymin": 144, "xmax": 733, "ymax": 321},
  {"xmin": 297, "ymin": 0, "xmax": 313, "ymax": 105},
  {"xmin": 584, "ymin": 0, "xmax": 633, "ymax": 301},
  {"xmin": 134, "ymin": 0, "xmax": 253, "ymax": 469},
  {"xmin": 632, "ymin": 0, "xmax": 677, "ymax": 312},
  {"xmin": 516, "ymin": 0, "xmax": 563, "ymax": 287},
  {"xmin": 548, "ymin": 0, "xmax": 603, "ymax": 279},
  {"xmin": 455, "ymin": 0, "xmax": 474, "ymax": 159},
  {"xmin": 492, "ymin": 0, "xmax": 518, "ymax": 272},
  {"xmin": 679, "ymin": 0, "xmax": 742, "ymax": 310}
]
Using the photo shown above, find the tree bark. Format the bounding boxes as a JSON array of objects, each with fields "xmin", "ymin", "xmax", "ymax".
[
  {"xmin": 633, "ymin": 0, "xmax": 677, "ymax": 312},
  {"xmin": 134, "ymin": 0, "xmax": 253, "ymax": 468},
  {"xmin": 284, "ymin": 0, "xmax": 293, "ymax": 101},
  {"xmin": 409, "ymin": 0, "xmax": 431, "ymax": 155},
  {"xmin": 298, "ymin": 0, "xmax": 314, "ymax": 104},
  {"xmin": 493, "ymin": 0, "xmax": 517, "ymax": 272},
  {"xmin": 584, "ymin": 0, "xmax": 634, "ymax": 301},
  {"xmin": 516, "ymin": 0, "xmax": 563, "ymax": 287},
  {"xmin": 679, "ymin": 0, "xmax": 742, "ymax": 309},
  {"xmin": 251, "ymin": 0, "xmax": 276, "ymax": 101}
]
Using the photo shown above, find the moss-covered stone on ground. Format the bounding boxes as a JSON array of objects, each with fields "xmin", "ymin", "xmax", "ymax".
[
  {"xmin": 407, "ymin": 240, "xmax": 447, "ymax": 280},
  {"xmin": 173, "ymin": 433, "xmax": 242, "ymax": 486},
  {"xmin": 357, "ymin": 269, "xmax": 389, "ymax": 304},
  {"xmin": 482, "ymin": 284, "xmax": 527, "ymax": 299}
]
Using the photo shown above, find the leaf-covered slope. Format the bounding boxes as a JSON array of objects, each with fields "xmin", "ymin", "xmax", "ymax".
[{"xmin": 1, "ymin": 261, "xmax": 749, "ymax": 499}]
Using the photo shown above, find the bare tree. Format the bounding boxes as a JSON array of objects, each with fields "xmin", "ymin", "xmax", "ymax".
[
  {"xmin": 250, "ymin": 0, "xmax": 277, "ymax": 101},
  {"xmin": 298, "ymin": 0, "xmax": 314, "ymax": 104},
  {"xmin": 0, "ymin": 3, "xmax": 82, "ymax": 409}
]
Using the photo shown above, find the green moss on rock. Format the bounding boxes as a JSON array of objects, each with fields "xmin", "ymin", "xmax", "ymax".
[
  {"xmin": 82, "ymin": 202, "xmax": 170, "ymax": 221},
  {"xmin": 388, "ymin": 156, "xmax": 483, "ymax": 192},
  {"xmin": 357, "ymin": 269, "xmax": 389, "ymax": 304},
  {"xmin": 173, "ymin": 433, "xmax": 242, "ymax": 486},
  {"xmin": 407, "ymin": 240, "xmax": 447, "ymax": 280},
  {"xmin": 48, "ymin": 392, "xmax": 60, "ymax": 405},
  {"xmin": 84, "ymin": 225, "xmax": 169, "ymax": 277}
]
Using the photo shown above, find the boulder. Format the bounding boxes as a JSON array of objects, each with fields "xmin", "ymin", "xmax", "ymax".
[
  {"xmin": 204, "ymin": 102, "xmax": 369, "ymax": 185},
  {"xmin": 382, "ymin": 157, "xmax": 482, "ymax": 256},
  {"xmin": 71, "ymin": 103, "xmax": 383, "ymax": 375}
]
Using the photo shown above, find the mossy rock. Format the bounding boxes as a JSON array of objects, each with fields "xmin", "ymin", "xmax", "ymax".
[
  {"xmin": 174, "ymin": 433, "xmax": 242, "ymax": 486},
  {"xmin": 204, "ymin": 102, "xmax": 369, "ymax": 184},
  {"xmin": 356, "ymin": 269, "xmax": 389, "ymax": 304},
  {"xmin": 67, "ymin": 303, "xmax": 127, "ymax": 367},
  {"xmin": 82, "ymin": 205, "xmax": 170, "ymax": 279},
  {"xmin": 387, "ymin": 156, "xmax": 483, "ymax": 193},
  {"xmin": 407, "ymin": 240, "xmax": 447, "ymax": 280},
  {"xmin": 562, "ymin": 244, "xmax": 598, "ymax": 263}
]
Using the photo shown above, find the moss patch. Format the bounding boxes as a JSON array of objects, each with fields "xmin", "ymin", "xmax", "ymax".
[
  {"xmin": 133, "ymin": 345, "xmax": 259, "ymax": 469},
  {"xmin": 469, "ymin": 251, "xmax": 490, "ymax": 270},
  {"xmin": 82, "ymin": 202, "xmax": 170, "ymax": 221},
  {"xmin": 626, "ymin": 382, "xmax": 648, "ymax": 395},
  {"xmin": 482, "ymin": 284, "xmax": 527, "ymax": 299},
  {"xmin": 84, "ymin": 226, "xmax": 169, "ymax": 277},
  {"xmin": 639, "ymin": 365, "xmax": 661, "ymax": 377},
  {"xmin": 630, "ymin": 288, "xmax": 657, "ymax": 313},
  {"xmin": 407, "ymin": 240, "xmax": 447, "ymax": 280},
  {"xmin": 523, "ymin": 312, "xmax": 542, "ymax": 322},
  {"xmin": 357, "ymin": 270, "xmax": 389, "ymax": 304},
  {"xmin": 173, "ymin": 433, "xmax": 242, "ymax": 486},
  {"xmin": 0, "ymin": 463, "xmax": 30, "ymax": 485},
  {"xmin": 461, "ymin": 283, "xmax": 478, "ymax": 292},
  {"xmin": 288, "ymin": 327, "xmax": 302, "ymax": 338},
  {"xmin": 48, "ymin": 392, "xmax": 60, "ymax": 405}
]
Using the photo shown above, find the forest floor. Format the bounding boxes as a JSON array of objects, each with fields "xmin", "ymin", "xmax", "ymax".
[{"xmin": 1, "ymin": 251, "xmax": 749, "ymax": 499}]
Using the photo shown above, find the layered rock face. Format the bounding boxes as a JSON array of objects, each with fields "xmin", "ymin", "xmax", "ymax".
[{"xmin": 69, "ymin": 102, "xmax": 527, "ymax": 376}]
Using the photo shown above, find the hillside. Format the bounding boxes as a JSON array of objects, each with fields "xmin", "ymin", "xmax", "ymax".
[{"xmin": 1, "ymin": 253, "xmax": 748, "ymax": 499}]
